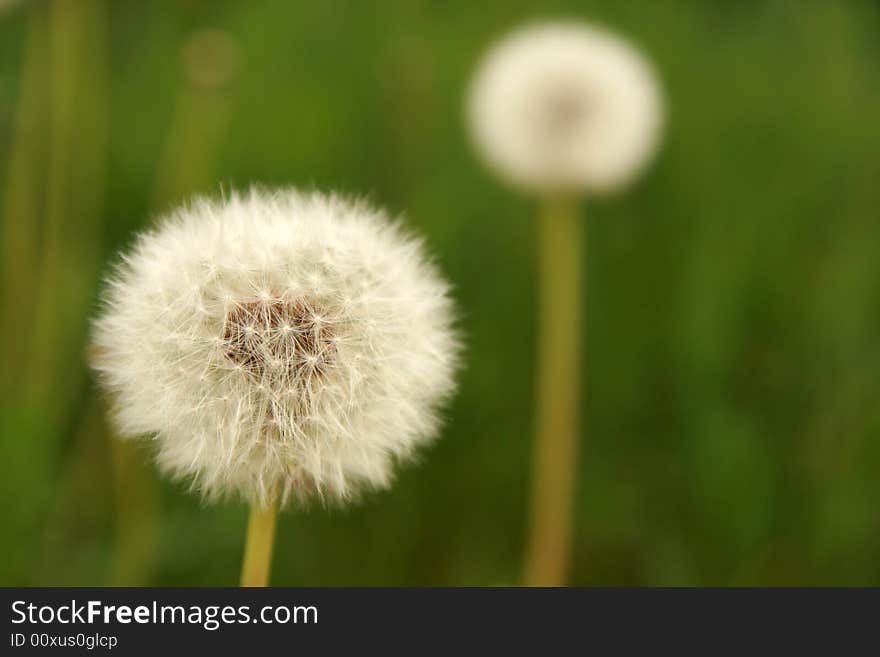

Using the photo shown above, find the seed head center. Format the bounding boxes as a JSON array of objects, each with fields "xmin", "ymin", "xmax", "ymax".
[{"xmin": 222, "ymin": 299, "xmax": 333, "ymax": 380}]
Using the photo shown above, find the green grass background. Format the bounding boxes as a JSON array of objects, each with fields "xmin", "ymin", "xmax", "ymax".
[{"xmin": 1, "ymin": 0, "xmax": 879, "ymax": 585}]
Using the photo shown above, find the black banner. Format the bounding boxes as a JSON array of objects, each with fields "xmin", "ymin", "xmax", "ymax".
[{"xmin": 1, "ymin": 588, "xmax": 876, "ymax": 653}]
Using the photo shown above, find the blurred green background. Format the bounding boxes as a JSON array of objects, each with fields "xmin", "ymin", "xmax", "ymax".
[{"xmin": 1, "ymin": 0, "xmax": 880, "ymax": 586}]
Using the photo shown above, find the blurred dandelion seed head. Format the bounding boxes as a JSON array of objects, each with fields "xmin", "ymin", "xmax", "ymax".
[
  {"xmin": 467, "ymin": 21, "xmax": 664, "ymax": 195},
  {"xmin": 91, "ymin": 189, "xmax": 461, "ymax": 507},
  {"xmin": 0, "ymin": 0, "xmax": 23, "ymax": 17},
  {"xmin": 183, "ymin": 28, "xmax": 241, "ymax": 90}
]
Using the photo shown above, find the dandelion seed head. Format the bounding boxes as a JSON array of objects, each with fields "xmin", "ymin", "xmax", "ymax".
[
  {"xmin": 467, "ymin": 21, "xmax": 664, "ymax": 194},
  {"xmin": 183, "ymin": 28, "xmax": 241, "ymax": 90},
  {"xmin": 91, "ymin": 188, "xmax": 460, "ymax": 507}
]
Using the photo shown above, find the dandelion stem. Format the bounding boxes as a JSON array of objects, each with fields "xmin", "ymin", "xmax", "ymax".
[
  {"xmin": 1, "ymin": 8, "xmax": 46, "ymax": 385},
  {"xmin": 240, "ymin": 501, "xmax": 278, "ymax": 587},
  {"xmin": 524, "ymin": 195, "xmax": 582, "ymax": 586}
]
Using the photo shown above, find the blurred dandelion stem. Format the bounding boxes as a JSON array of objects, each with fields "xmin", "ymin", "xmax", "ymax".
[
  {"xmin": 524, "ymin": 195, "xmax": 582, "ymax": 586},
  {"xmin": 106, "ymin": 27, "xmax": 239, "ymax": 584},
  {"xmin": 240, "ymin": 501, "xmax": 277, "ymax": 587},
  {"xmin": 107, "ymin": 430, "xmax": 161, "ymax": 585},
  {"xmin": 1, "ymin": 8, "xmax": 46, "ymax": 383}
]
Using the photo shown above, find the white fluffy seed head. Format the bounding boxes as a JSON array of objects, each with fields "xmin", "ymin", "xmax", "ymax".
[
  {"xmin": 91, "ymin": 188, "xmax": 460, "ymax": 508},
  {"xmin": 467, "ymin": 21, "xmax": 664, "ymax": 195}
]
